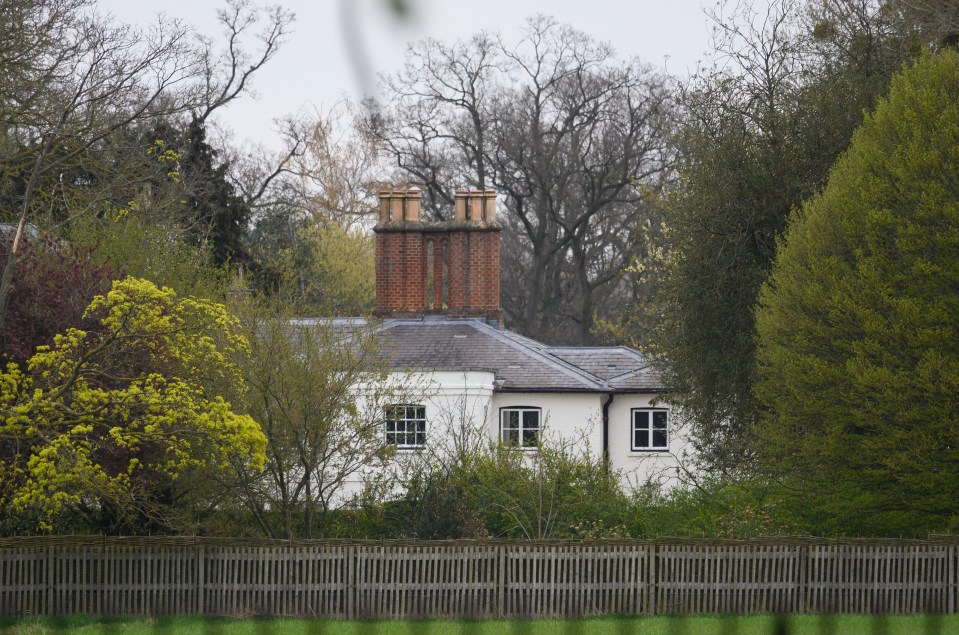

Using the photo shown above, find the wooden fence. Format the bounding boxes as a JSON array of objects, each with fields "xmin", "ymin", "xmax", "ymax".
[{"xmin": 0, "ymin": 537, "xmax": 956, "ymax": 618}]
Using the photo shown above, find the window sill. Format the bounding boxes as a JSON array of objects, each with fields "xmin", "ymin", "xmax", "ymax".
[{"xmin": 629, "ymin": 449, "xmax": 670, "ymax": 455}]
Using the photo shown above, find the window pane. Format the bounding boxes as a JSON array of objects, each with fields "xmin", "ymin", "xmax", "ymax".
[
  {"xmin": 652, "ymin": 429, "xmax": 667, "ymax": 448},
  {"xmin": 653, "ymin": 411, "xmax": 667, "ymax": 428},
  {"xmin": 522, "ymin": 427, "xmax": 538, "ymax": 446},
  {"xmin": 653, "ymin": 411, "xmax": 667, "ymax": 448},
  {"xmin": 636, "ymin": 429, "xmax": 649, "ymax": 448},
  {"xmin": 523, "ymin": 410, "xmax": 539, "ymax": 430},
  {"xmin": 634, "ymin": 411, "xmax": 649, "ymax": 429},
  {"xmin": 503, "ymin": 428, "xmax": 519, "ymax": 445},
  {"xmin": 633, "ymin": 411, "xmax": 649, "ymax": 449},
  {"xmin": 504, "ymin": 410, "xmax": 519, "ymax": 429}
]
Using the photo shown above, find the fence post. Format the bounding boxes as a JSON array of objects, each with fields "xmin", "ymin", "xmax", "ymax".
[
  {"xmin": 346, "ymin": 545, "xmax": 355, "ymax": 620},
  {"xmin": 497, "ymin": 544, "xmax": 506, "ymax": 619},
  {"xmin": 646, "ymin": 543, "xmax": 656, "ymax": 617},
  {"xmin": 196, "ymin": 544, "xmax": 205, "ymax": 616},
  {"xmin": 950, "ymin": 543, "xmax": 956, "ymax": 615},
  {"xmin": 796, "ymin": 544, "xmax": 807, "ymax": 614},
  {"xmin": 46, "ymin": 543, "xmax": 55, "ymax": 616}
]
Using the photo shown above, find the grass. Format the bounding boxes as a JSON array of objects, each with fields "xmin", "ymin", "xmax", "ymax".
[{"xmin": 1, "ymin": 615, "xmax": 959, "ymax": 635}]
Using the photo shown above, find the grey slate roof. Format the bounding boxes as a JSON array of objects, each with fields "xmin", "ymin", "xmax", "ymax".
[
  {"xmin": 376, "ymin": 317, "xmax": 662, "ymax": 393},
  {"xmin": 290, "ymin": 316, "xmax": 663, "ymax": 393},
  {"xmin": 544, "ymin": 347, "xmax": 664, "ymax": 391}
]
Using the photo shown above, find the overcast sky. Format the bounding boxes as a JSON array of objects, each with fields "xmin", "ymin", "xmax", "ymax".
[{"xmin": 98, "ymin": 0, "xmax": 717, "ymax": 150}]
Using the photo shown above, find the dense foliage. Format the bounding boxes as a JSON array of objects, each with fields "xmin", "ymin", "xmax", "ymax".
[
  {"xmin": 0, "ymin": 236, "xmax": 118, "ymax": 365},
  {"xmin": 754, "ymin": 50, "xmax": 959, "ymax": 536},
  {"xmin": 643, "ymin": 0, "xmax": 953, "ymax": 470},
  {"xmin": 0, "ymin": 277, "xmax": 266, "ymax": 533}
]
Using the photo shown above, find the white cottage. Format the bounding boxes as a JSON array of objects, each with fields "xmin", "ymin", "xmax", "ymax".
[{"xmin": 345, "ymin": 187, "xmax": 688, "ymax": 492}]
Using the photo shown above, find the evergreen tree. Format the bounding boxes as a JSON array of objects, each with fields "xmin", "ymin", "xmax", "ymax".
[
  {"xmin": 645, "ymin": 0, "xmax": 940, "ymax": 470},
  {"xmin": 754, "ymin": 51, "xmax": 959, "ymax": 535},
  {"xmin": 180, "ymin": 118, "xmax": 252, "ymax": 268}
]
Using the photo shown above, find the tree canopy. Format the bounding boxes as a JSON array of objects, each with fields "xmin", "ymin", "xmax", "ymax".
[
  {"xmin": 370, "ymin": 15, "xmax": 672, "ymax": 345},
  {"xmin": 642, "ymin": 0, "xmax": 948, "ymax": 470},
  {"xmin": 754, "ymin": 50, "xmax": 959, "ymax": 535},
  {"xmin": 0, "ymin": 0, "xmax": 293, "ymax": 331},
  {"xmin": 0, "ymin": 277, "xmax": 266, "ymax": 533}
]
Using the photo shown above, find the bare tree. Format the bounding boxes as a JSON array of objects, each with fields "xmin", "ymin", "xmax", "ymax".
[
  {"xmin": 241, "ymin": 101, "xmax": 387, "ymax": 309},
  {"xmin": 0, "ymin": 0, "xmax": 293, "ymax": 333},
  {"xmin": 368, "ymin": 16, "xmax": 673, "ymax": 344},
  {"xmin": 231, "ymin": 306, "xmax": 404, "ymax": 539},
  {"xmin": 281, "ymin": 100, "xmax": 386, "ymax": 226}
]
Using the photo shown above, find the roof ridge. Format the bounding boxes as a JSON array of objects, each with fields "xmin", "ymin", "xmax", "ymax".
[
  {"xmin": 545, "ymin": 344, "xmax": 647, "ymax": 361},
  {"xmin": 467, "ymin": 321, "xmax": 609, "ymax": 391},
  {"xmin": 546, "ymin": 345, "xmax": 637, "ymax": 352},
  {"xmin": 606, "ymin": 367, "xmax": 649, "ymax": 383},
  {"xmin": 498, "ymin": 329, "xmax": 546, "ymax": 345}
]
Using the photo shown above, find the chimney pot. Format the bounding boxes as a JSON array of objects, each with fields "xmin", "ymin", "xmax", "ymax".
[
  {"xmin": 405, "ymin": 187, "xmax": 421, "ymax": 222},
  {"xmin": 389, "ymin": 189, "xmax": 404, "ymax": 222},
  {"xmin": 484, "ymin": 190, "xmax": 496, "ymax": 222},
  {"xmin": 469, "ymin": 192, "xmax": 484, "ymax": 222},
  {"xmin": 454, "ymin": 189, "xmax": 469, "ymax": 221},
  {"xmin": 378, "ymin": 187, "xmax": 391, "ymax": 223}
]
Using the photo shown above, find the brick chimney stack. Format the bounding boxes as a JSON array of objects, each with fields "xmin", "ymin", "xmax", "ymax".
[{"xmin": 374, "ymin": 186, "xmax": 502, "ymax": 323}]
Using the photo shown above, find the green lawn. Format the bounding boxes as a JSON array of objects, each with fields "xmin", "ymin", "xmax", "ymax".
[{"xmin": 2, "ymin": 615, "xmax": 958, "ymax": 634}]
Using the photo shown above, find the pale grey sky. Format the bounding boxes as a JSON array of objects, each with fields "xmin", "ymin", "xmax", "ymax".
[{"xmin": 99, "ymin": 0, "xmax": 715, "ymax": 150}]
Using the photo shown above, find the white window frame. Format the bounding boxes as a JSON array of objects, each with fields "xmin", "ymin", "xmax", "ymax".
[
  {"xmin": 631, "ymin": 408, "xmax": 669, "ymax": 452},
  {"xmin": 500, "ymin": 407, "xmax": 541, "ymax": 449},
  {"xmin": 384, "ymin": 404, "xmax": 427, "ymax": 449}
]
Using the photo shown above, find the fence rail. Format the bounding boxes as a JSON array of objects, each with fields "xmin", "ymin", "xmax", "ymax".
[{"xmin": 1, "ymin": 537, "xmax": 956, "ymax": 618}]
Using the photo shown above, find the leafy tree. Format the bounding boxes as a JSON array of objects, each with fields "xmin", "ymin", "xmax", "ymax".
[
  {"xmin": 70, "ymin": 211, "xmax": 226, "ymax": 302},
  {"xmin": 179, "ymin": 118, "xmax": 253, "ymax": 268},
  {"xmin": 0, "ymin": 0, "xmax": 196, "ymax": 331},
  {"xmin": 754, "ymin": 50, "xmax": 959, "ymax": 535},
  {"xmin": 280, "ymin": 101, "xmax": 383, "ymax": 224},
  {"xmin": 0, "ymin": 0, "xmax": 292, "ymax": 332},
  {"xmin": 289, "ymin": 224, "xmax": 375, "ymax": 314},
  {"xmin": 229, "ymin": 303, "xmax": 396, "ymax": 539},
  {"xmin": 644, "ymin": 0, "xmax": 938, "ymax": 470},
  {"xmin": 0, "ymin": 234, "xmax": 118, "ymax": 365},
  {"xmin": 0, "ymin": 277, "xmax": 266, "ymax": 534},
  {"xmin": 245, "ymin": 101, "xmax": 383, "ymax": 307}
]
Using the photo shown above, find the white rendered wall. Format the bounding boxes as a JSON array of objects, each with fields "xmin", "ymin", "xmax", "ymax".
[
  {"xmin": 488, "ymin": 392, "xmax": 604, "ymax": 453},
  {"xmin": 607, "ymin": 394, "xmax": 691, "ymax": 491},
  {"xmin": 338, "ymin": 370, "xmax": 496, "ymax": 502},
  {"xmin": 339, "ymin": 374, "xmax": 691, "ymax": 504},
  {"xmin": 490, "ymin": 392, "xmax": 692, "ymax": 492}
]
